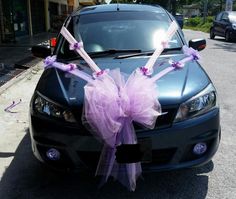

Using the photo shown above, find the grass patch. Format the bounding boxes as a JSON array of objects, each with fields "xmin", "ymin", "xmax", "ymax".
[{"xmin": 184, "ymin": 16, "xmax": 213, "ymax": 33}]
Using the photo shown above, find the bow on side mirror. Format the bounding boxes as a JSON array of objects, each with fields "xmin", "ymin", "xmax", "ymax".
[{"xmin": 189, "ymin": 39, "xmax": 206, "ymax": 51}]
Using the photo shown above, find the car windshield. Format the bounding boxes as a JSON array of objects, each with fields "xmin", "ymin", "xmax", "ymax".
[
  {"xmin": 58, "ymin": 11, "xmax": 182, "ymax": 59},
  {"xmin": 229, "ymin": 12, "xmax": 236, "ymax": 23}
]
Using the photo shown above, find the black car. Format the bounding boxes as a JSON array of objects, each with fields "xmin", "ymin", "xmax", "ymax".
[
  {"xmin": 210, "ymin": 11, "xmax": 236, "ymax": 42},
  {"xmin": 30, "ymin": 4, "xmax": 220, "ymax": 172}
]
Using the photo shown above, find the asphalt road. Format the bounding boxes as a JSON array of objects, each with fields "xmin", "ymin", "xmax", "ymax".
[{"xmin": 0, "ymin": 30, "xmax": 236, "ymax": 199}]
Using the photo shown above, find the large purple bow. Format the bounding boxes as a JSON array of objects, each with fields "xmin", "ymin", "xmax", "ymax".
[{"xmin": 83, "ymin": 68, "xmax": 160, "ymax": 191}]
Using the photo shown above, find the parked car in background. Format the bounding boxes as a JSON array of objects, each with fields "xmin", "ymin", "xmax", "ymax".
[
  {"xmin": 175, "ymin": 13, "xmax": 184, "ymax": 29},
  {"xmin": 30, "ymin": 4, "xmax": 220, "ymax": 172},
  {"xmin": 210, "ymin": 11, "xmax": 236, "ymax": 42}
]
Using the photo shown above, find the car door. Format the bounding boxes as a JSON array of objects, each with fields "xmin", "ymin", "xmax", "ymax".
[
  {"xmin": 213, "ymin": 12, "xmax": 223, "ymax": 35},
  {"xmin": 218, "ymin": 12, "xmax": 230, "ymax": 36}
]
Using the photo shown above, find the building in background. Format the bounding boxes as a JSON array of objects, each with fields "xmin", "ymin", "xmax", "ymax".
[
  {"xmin": 0, "ymin": 0, "xmax": 79, "ymax": 43},
  {"xmin": 182, "ymin": 4, "xmax": 201, "ymax": 18}
]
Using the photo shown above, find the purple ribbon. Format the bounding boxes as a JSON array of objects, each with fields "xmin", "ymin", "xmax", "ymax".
[
  {"xmin": 92, "ymin": 69, "xmax": 109, "ymax": 79},
  {"xmin": 66, "ymin": 63, "xmax": 77, "ymax": 72},
  {"xmin": 4, "ymin": 99, "xmax": 22, "ymax": 113},
  {"xmin": 69, "ymin": 42, "xmax": 83, "ymax": 50},
  {"xmin": 44, "ymin": 56, "xmax": 56, "ymax": 67},
  {"xmin": 183, "ymin": 46, "xmax": 200, "ymax": 61},
  {"xmin": 138, "ymin": 66, "xmax": 153, "ymax": 76},
  {"xmin": 161, "ymin": 40, "xmax": 169, "ymax": 48},
  {"xmin": 169, "ymin": 60, "xmax": 184, "ymax": 69}
]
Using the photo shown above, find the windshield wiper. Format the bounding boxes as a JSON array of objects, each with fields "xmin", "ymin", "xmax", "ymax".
[
  {"xmin": 60, "ymin": 49, "xmax": 142, "ymax": 61},
  {"xmin": 88, "ymin": 49, "xmax": 142, "ymax": 57},
  {"xmin": 115, "ymin": 47, "xmax": 182, "ymax": 59}
]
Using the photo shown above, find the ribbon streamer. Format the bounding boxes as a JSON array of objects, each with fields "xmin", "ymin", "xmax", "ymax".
[
  {"xmin": 60, "ymin": 27, "xmax": 101, "ymax": 72},
  {"xmin": 145, "ymin": 21, "xmax": 179, "ymax": 72},
  {"xmin": 151, "ymin": 46, "xmax": 200, "ymax": 82},
  {"xmin": 44, "ymin": 57, "xmax": 94, "ymax": 83}
]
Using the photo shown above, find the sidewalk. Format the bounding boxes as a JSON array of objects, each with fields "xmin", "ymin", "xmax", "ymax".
[
  {"xmin": 0, "ymin": 62, "xmax": 43, "ymax": 179},
  {"xmin": 0, "ymin": 32, "xmax": 55, "ymax": 67},
  {"xmin": 0, "ymin": 32, "xmax": 55, "ymax": 86}
]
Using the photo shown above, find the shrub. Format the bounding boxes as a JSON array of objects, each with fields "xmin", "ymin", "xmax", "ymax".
[
  {"xmin": 186, "ymin": 17, "xmax": 202, "ymax": 26},
  {"xmin": 184, "ymin": 16, "xmax": 213, "ymax": 33}
]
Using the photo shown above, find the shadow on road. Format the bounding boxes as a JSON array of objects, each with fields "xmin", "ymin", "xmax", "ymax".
[
  {"xmin": 0, "ymin": 131, "xmax": 213, "ymax": 199},
  {"xmin": 210, "ymin": 38, "xmax": 236, "ymax": 52}
]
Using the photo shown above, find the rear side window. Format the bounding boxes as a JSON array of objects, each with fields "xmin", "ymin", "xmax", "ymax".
[
  {"xmin": 221, "ymin": 12, "xmax": 229, "ymax": 21},
  {"xmin": 216, "ymin": 12, "xmax": 223, "ymax": 21}
]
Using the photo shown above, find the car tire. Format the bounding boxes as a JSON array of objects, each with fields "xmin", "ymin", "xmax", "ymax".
[
  {"xmin": 210, "ymin": 29, "xmax": 215, "ymax": 39},
  {"xmin": 225, "ymin": 31, "xmax": 231, "ymax": 42}
]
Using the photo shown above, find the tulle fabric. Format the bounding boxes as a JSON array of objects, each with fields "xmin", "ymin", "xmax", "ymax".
[
  {"xmin": 83, "ymin": 68, "xmax": 161, "ymax": 191},
  {"xmin": 83, "ymin": 73, "xmax": 124, "ymax": 147}
]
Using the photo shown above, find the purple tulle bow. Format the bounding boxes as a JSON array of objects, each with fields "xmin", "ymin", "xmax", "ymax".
[
  {"xmin": 84, "ymin": 69, "xmax": 161, "ymax": 191},
  {"xmin": 44, "ymin": 55, "xmax": 56, "ymax": 67},
  {"xmin": 69, "ymin": 42, "xmax": 83, "ymax": 50},
  {"xmin": 183, "ymin": 46, "xmax": 200, "ymax": 61}
]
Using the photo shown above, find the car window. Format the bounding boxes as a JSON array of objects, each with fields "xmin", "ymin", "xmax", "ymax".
[
  {"xmin": 216, "ymin": 12, "xmax": 223, "ymax": 21},
  {"xmin": 58, "ymin": 11, "xmax": 182, "ymax": 59},
  {"xmin": 221, "ymin": 12, "xmax": 229, "ymax": 21}
]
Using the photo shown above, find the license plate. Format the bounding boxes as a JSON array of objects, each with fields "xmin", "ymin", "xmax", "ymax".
[
  {"xmin": 139, "ymin": 138, "xmax": 152, "ymax": 163},
  {"xmin": 115, "ymin": 138, "xmax": 152, "ymax": 163}
]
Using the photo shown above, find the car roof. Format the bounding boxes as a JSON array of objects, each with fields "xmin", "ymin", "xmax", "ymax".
[{"xmin": 72, "ymin": 4, "xmax": 166, "ymax": 16}]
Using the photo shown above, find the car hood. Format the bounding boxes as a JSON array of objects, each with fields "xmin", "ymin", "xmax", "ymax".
[{"xmin": 36, "ymin": 54, "xmax": 210, "ymax": 107}]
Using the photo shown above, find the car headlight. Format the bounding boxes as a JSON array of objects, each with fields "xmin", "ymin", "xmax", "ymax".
[
  {"xmin": 174, "ymin": 84, "xmax": 217, "ymax": 122},
  {"xmin": 232, "ymin": 24, "xmax": 236, "ymax": 30},
  {"xmin": 33, "ymin": 93, "xmax": 76, "ymax": 123}
]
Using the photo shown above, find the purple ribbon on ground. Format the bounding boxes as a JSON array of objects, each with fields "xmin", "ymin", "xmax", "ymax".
[{"xmin": 4, "ymin": 99, "xmax": 22, "ymax": 113}]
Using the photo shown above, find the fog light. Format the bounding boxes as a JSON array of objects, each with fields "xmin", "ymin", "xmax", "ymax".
[
  {"xmin": 193, "ymin": 142, "xmax": 207, "ymax": 155},
  {"xmin": 46, "ymin": 148, "xmax": 60, "ymax": 160}
]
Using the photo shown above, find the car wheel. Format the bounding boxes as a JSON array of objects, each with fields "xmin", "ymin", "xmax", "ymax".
[
  {"xmin": 210, "ymin": 29, "xmax": 215, "ymax": 39},
  {"xmin": 225, "ymin": 31, "xmax": 231, "ymax": 42}
]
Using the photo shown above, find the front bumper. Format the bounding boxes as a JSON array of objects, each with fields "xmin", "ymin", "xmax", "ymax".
[{"xmin": 29, "ymin": 107, "xmax": 220, "ymax": 172}]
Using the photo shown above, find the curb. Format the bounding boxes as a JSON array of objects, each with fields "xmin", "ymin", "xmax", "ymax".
[{"xmin": 0, "ymin": 62, "xmax": 43, "ymax": 95}]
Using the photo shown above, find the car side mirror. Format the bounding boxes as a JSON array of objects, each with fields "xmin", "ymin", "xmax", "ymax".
[
  {"xmin": 189, "ymin": 39, "xmax": 206, "ymax": 51},
  {"xmin": 31, "ymin": 45, "xmax": 51, "ymax": 58}
]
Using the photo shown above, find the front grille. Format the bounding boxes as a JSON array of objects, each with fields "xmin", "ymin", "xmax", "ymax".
[
  {"xmin": 134, "ymin": 107, "xmax": 177, "ymax": 130},
  {"xmin": 151, "ymin": 148, "xmax": 177, "ymax": 165},
  {"xmin": 32, "ymin": 105, "xmax": 177, "ymax": 136},
  {"xmin": 32, "ymin": 116, "xmax": 88, "ymax": 135},
  {"xmin": 77, "ymin": 151, "xmax": 100, "ymax": 170}
]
